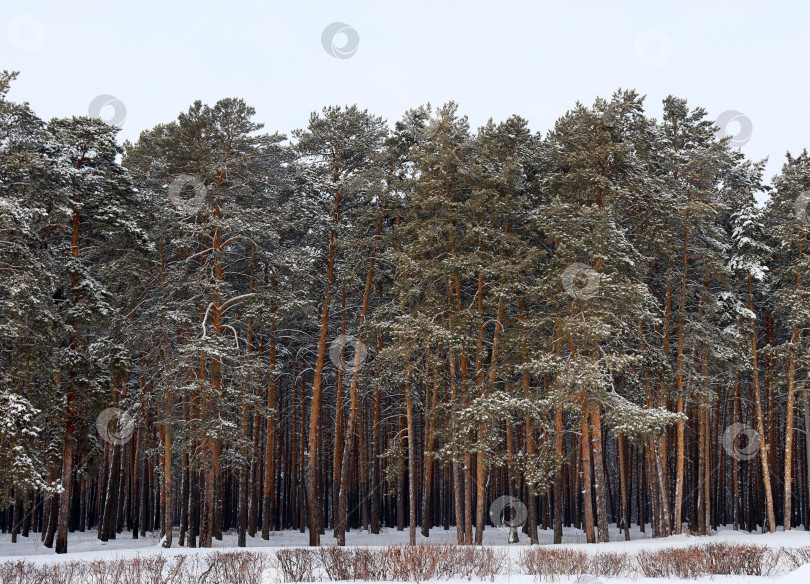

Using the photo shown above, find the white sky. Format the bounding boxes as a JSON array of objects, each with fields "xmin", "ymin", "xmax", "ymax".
[{"xmin": 4, "ymin": 0, "xmax": 809, "ymax": 190}]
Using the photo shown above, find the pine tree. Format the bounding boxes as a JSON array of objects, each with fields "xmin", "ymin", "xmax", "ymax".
[
  {"xmin": 292, "ymin": 105, "xmax": 388, "ymax": 545},
  {"xmin": 38, "ymin": 114, "xmax": 150, "ymax": 553},
  {"xmin": 0, "ymin": 71, "xmax": 62, "ymax": 518},
  {"xmin": 124, "ymin": 97, "xmax": 290, "ymax": 547},
  {"xmin": 5, "ymin": 79, "xmax": 810, "ymax": 551},
  {"xmin": 766, "ymin": 151, "xmax": 810, "ymax": 531},
  {"xmin": 538, "ymin": 91, "xmax": 683, "ymax": 541}
]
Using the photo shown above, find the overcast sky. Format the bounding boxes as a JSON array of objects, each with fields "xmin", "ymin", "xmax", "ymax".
[{"xmin": 4, "ymin": 0, "xmax": 808, "ymax": 190}]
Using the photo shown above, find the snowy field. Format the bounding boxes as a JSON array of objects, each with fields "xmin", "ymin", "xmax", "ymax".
[
  {"xmin": 0, "ymin": 525, "xmax": 809, "ymax": 583},
  {"xmin": 1, "ymin": 524, "xmax": 810, "ymax": 559}
]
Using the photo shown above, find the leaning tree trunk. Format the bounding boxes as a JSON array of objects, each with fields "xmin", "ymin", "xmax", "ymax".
[
  {"xmin": 332, "ymin": 287, "xmax": 347, "ymax": 538},
  {"xmin": 749, "ymin": 275, "xmax": 776, "ymax": 533},
  {"xmin": 505, "ymin": 421, "xmax": 519, "ymax": 544},
  {"xmin": 784, "ymin": 333, "xmax": 796, "ymax": 530},
  {"xmin": 307, "ymin": 196, "xmax": 340, "ymax": 546},
  {"xmin": 580, "ymin": 397, "xmax": 595, "ymax": 543},
  {"xmin": 263, "ymin": 274, "xmax": 278, "ymax": 539},
  {"xmin": 590, "ymin": 405, "xmax": 610, "ymax": 542},
  {"xmin": 673, "ymin": 214, "xmax": 689, "ymax": 536},
  {"xmin": 785, "ymin": 242, "xmax": 802, "ymax": 529},
  {"xmin": 552, "ymin": 406, "xmax": 563, "ymax": 544},
  {"xmin": 162, "ymin": 413, "xmax": 173, "ymax": 548},
  {"xmin": 732, "ymin": 368, "xmax": 741, "ymax": 530},
  {"xmin": 56, "ymin": 374, "xmax": 75, "ymax": 555},
  {"xmin": 518, "ymin": 298, "xmax": 540, "ymax": 544},
  {"xmin": 421, "ymin": 364, "xmax": 438, "ymax": 537},
  {"xmin": 337, "ymin": 219, "xmax": 380, "ymax": 544},
  {"xmin": 617, "ymin": 433, "xmax": 631, "ymax": 540},
  {"xmin": 406, "ymin": 383, "xmax": 417, "ymax": 545},
  {"xmin": 371, "ymin": 368, "xmax": 382, "ymax": 534},
  {"xmin": 474, "ymin": 272, "xmax": 487, "ymax": 545},
  {"xmin": 477, "ymin": 296, "xmax": 505, "ymax": 544},
  {"xmin": 803, "ymin": 390, "xmax": 810, "ymax": 528}
]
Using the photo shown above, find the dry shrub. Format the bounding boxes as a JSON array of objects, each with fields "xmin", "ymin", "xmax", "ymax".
[
  {"xmin": 0, "ymin": 560, "xmax": 85, "ymax": 584},
  {"xmin": 383, "ymin": 544, "xmax": 508, "ymax": 581},
  {"xmin": 160, "ymin": 555, "xmax": 198, "ymax": 584},
  {"xmin": 41, "ymin": 561, "xmax": 84, "ymax": 584},
  {"xmin": 451, "ymin": 546, "xmax": 509, "ymax": 581},
  {"xmin": 200, "ymin": 551, "xmax": 267, "ymax": 584},
  {"xmin": 0, "ymin": 552, "xmax": 269, "ymax": 584},
  {"xmin": 383, "ymin": 544, "xmax": 443, "ymax": 583},
  {"xmin": 700, "ymin": 543, "xmax": 772, "ymax": 576},
  {"xmin": 0, "ymin": 560, "xmax": 40, "ymax": 584},
  {"xmin": 637, "ymin": 547, "xmax": 707, "ymax": 579},
  {"xmin": 635, "ymin": 549, "xmax": 668, "ymax": 579},
  {"xmin": 473, "ymin": 547, "xmax": 509, "ymax": 580},
  {"xmin": 276, "ymin": 548, "xmax": 318, "ymax": 582},
  {"xmin": 312, "ymin": 545, "xmax": 498, "ymax": 582},
  {"xmin": 0, "ymin": 539, "xmax": 795, "ymax": 583},
  {"xmin": 131, "ymin": 555, "xmax": 171, "ymax": 584},
  {"xmin": 586, "ymin": 551, "xmax": 631, "ymax": 578},
  {"xmin": 637, "ymin": 543, "xmax": 775, "ymax": 579},
  {"xmin": 317, "ymin": 546, "xmax": 354, "ymax": 581},
  {"xmin": 518, "ymin": 548, "xmax": 587, "ymax": 581},
  {"xmin": 349, "ymin": 548, "xmax": 389, "ymax": 581},
  {"xmin": 86, "ymin": 558, "xmax": 125, "ymax": 584},
  {"xmin": 780, "ymin": 546, "xmax": 810, "ymax": 571}
]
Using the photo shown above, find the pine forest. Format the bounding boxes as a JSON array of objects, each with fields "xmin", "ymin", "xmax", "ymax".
[{"xmin": 6, "ymin": 68, "xmax": 810, "ymax": 554}]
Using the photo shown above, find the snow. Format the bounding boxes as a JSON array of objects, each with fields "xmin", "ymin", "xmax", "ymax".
[
  {"xmin": 1, "ymin": 525, "xmax": 809, "ymax": 584},
  {"xmin": 779, "ymin": 562, "xmax": 810, "ymax": 584},
  {"xmin": 2, "ymin": 524, "xmax": 809, "ymax": 572}
]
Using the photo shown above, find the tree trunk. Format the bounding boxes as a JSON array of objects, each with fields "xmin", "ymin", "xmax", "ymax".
[
  {"xmin": 421, "ymin": 364, "xmax": 438, "ymax": 537},
  {"xmin": 162, "ymin": 420, "xmax": 173, "ymax": 548},
  {"xmin": 332, "ymin": 286, "xmax": 347, "ymax": 537},
  {"xmin": 553, "ymin": 406, "xmax": 563, "ymax": 544},
  {"xmin": 580, "ymin": 397, "xmax": 595, "ymax": 543},
  {"xmin": 749, "ymin": 276, "xmax": 776, "ymax": 533},
  {"xmin": 590, "ymin": 406, "xmax": 610, "ymax": 542},
  {"xmin": 733, "ymin": 369, "xmax": 741, "ymax": 530},
  {"xmin": 674, "ymin": 211, "xmax": 689, "ymax": 537},
  {"xmin": 11, "ymin": 490, "xmax": 22, "ymax": 543},
  {"xmin": 785, "ymin": 243, "xmax": 802, "ymax": 530},
  {"xmin": 518, "ymin": 298, "xmax": 540, "ymax": 544},
  {"xmin": 371, "ymin": 360, "xmax": 382, "ymax": 534},
  {"xmin": 337, "ymin": 220, "xmax": 379, "ymax": 544},
  {"xmin": 406, "ymin": 383, "xmax": 417, "ymax": 545},
  {"xmin": 307, "ymin": 196, "xmax": 340, "ymax": 546},
  {"xmin": 453, "ymin": 461, "xmax": 465, "ymax": 544},
  {"xmin": 263, "ymin": 287, "xmax": 278, "ymax": 539},
  {"xmin": 803, "ymin": 391, "xmax": 810, "ymax": 529},
  {"xmin": 617, "ymin": 433, "xmax": 631, "ymax": 540},
  {"xmin": 55, "ymin": 374, "xmax": 74, "ymax": 553}
]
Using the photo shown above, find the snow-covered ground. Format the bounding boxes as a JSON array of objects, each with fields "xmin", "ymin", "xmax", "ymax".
[
  {"xmin": 2, "ymin": 524, "xmax": 809, "ymax": 559},
  {"xmin": 0, "ymin": 524, "xmax": 808, "ymax": 583}
]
